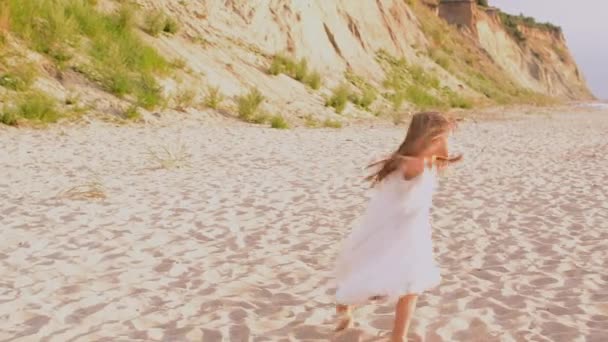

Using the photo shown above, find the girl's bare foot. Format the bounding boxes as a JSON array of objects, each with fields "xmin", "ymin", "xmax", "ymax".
[
  {"xmin": 335, "ymin": 315, "xmax": 352, "ymax": 332},
  {"xmin": 335, "ymin": 304, "xmax": 352, "ymax": 332}
]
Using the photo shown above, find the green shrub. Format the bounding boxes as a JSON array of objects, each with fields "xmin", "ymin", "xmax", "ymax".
[
  {"xmin": 345, "ymin": 71, "xmax": 376, "ymax": 110},
  {"xmin": 294, "ymin": 59, "xmax": 308, "ymax": 81},
  {"xmin": 269, "ymin": 54, "xmax": 296, "ymax": 76},
  {"xmin": 144, "ymin": 11, "xmax": 166, "ymax": 37},
  {"xmin": 0, "ymin": 63, "xmax": 37, "ymax": 91},
  {"xmin": 102, "ymin": 67, "xmax": 132, "ymax": 96},
  {"xmin": 0, "ymin": 112, "xmax": 18, "ymax": 126},
  {"xmin": 304, "ymin": 71, "xmax": 322, "ymax": 90},
  {"xmin": 123, "ymin": 105, "xmax": 140, "ymax": 120},
  {"xmin": 404, "ymin": 86, "xmax": 442, "ymax": 109},
  {"xmin": 409, "ymin": 65, "xmax": 440, "ymax": 89},
  {"xmin": 171, "ymin": 58, "xmax": 187, "ymax": 69},
  {"xmin": 498, "ymin": 11, "xmax": 561, "ymax": 36},
  {"xmin": 204, "ymin": 86, "xmax": 224, "ymax": 109},
  {"xmin": 163, "ymin": 17, "xmax": 180, "ymax": 34},
  {"xmin": 476, "ymin": 0, "xmax": 488, "ymax": 7},
  {"xmin": 135, "ymin": 74, "xmax": 163, "ymax": 109},
  {"xmin": 326, "ymin": 84, "xmax": 350, "ymax": 113},
  {"xmin": 269, "ymin": 54, "xmax": 321, "ymax": 90},
  {"xmin": 6, "ymin": 91, "xmax": 60, "ymax": 123},
  {"xmin": 270, "ymin": 115, "xmax": 289, "ymax": 129},
  {"xmin": 322, "ymin": 118, "xmax": 342, "ymax": 129},
  {"xmin": 143, "ymin": 10, "xmax": 179, "ymax": 36},
  {"xmin": 237, "ymin": 88, "xmax": 265, "ymax": 121},
  {"xmin": 116, "ymin": 2, "xmax": 136, "ymax": 30},
  {"xmin": 499, "ymin": 12, "xmax": 526, "ymax": 43},
  {"xmin": 352, "ymin": 87, "xmax": 377, "ymax": 110},
  {"xmin": 446, "ymin": 91, "xmax": 473, "ymax": 109}
]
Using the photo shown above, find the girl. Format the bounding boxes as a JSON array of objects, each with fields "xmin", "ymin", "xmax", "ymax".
[{"xmin": 334, "ymin": 112, "xmax": 462, "ymax": 341}]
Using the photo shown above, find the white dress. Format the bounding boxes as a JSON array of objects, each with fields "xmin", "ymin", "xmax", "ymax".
[{"xmin": 334, "ymin": 166, "xmax": 441, "ymax": 305}]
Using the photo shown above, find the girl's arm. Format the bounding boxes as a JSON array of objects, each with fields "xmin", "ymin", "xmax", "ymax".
[
  {"xmin": 422, "ymin": 135, "xmax": 463, "ymax": 170},
  {"xmin": 399, "ymin": 156, "xmax": 425, "ymax": 180}
]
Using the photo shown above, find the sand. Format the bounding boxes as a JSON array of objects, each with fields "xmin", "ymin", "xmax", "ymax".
[{"xmin": 1, "ymin": 109, "xmax": 607, "ymax": 341}]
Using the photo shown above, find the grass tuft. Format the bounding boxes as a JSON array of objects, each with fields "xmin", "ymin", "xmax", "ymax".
[
  {"xmin": 303, "ymin": 114, "xmax": 319, "ymax": 128},
  {"xmin": 270, "ymin": 115, "xmax": 289, "ymax": 129},
  {"xmin": 269, "ymin": 54, "xmax": 322, "ymax": 90},
  {"xmin": 134, "ymin": 74, "xmax": 163, "ymax": 109},
  {"xmin": 0, "ymin": 111, "xmax": 18, "ymax": 126},
  {"xmin": 163, "ymin": 16, "xmax": 180, "ymax": 34},
  {"xmin": 322, "ymin": 118, "xmax": 342, "ymax": 129},
  {"xmin": 204, "ymin": 85, "xmax": 224, "ymax": 109},
  {"xmin": 0, "ymin": 63, "xmax": 37, "ymax": 91},
  {"xmin": 351, "ymin": 87, "xmax": 377, "ymax": 110},
  {"xmin": 304, "ymin": 71, "xmax": 322, "ymax": 90},
  {"xmin": 144, "ymin": 12, "xmax": 163, "ymax": 36},
  {"xmin": 326, "ymin": 84, "xmax": 350, "ymax": 113},
  {"xmin": 147, "ymin": 143, "xmax": 190, "ymax": 170},
  {"xmin": 61, "ymin": 179, "xmax": 106, "ymax": 200},
  {"xmin": 404, "ymin": 86, "xmax": 442, "ymax": 109},
  {"xmin": 174, "ymin": 87, "xmax": 196, "ymax": 111},
  {"xmin": 345, "ymin": 71, "xmax": 377, "ymax": 110},
  {"xmin": 237, "ymin": 88, "xmax": 265, "ymax": 121},
  {"xmin": 4, "ymin": 91, "xmax": 60, "ymax": 123},
  {"xmin": 123, "ymin": 105, "xmax": 140, "ymax": 120}
]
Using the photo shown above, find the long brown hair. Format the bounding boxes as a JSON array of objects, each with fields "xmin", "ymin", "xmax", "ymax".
[{"xmin": 366, "ymin": 112, "xmax": 460, "ymax": 186}]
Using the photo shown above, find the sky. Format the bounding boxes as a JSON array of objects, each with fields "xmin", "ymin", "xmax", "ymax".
[{"xmin": 490, "ymin": 0, "xmax": 608, "ymax": 100}]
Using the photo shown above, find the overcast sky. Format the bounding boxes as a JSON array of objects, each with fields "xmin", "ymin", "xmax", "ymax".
[{"xmin": 490, "ymin": 0, "xmax": 607, "ymax": 100}]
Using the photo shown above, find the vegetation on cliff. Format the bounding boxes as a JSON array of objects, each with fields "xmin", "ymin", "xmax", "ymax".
[
  {"xmin": 499, "ymin": 11, "xmax": 562, "ymax": 43},
  {"xmin": 410, "ymin": 1, "xmax": 553, "ymax": 106},
  {"xmin": 1, "ymin": 0, "xmax": 172, "ymax": 125}
]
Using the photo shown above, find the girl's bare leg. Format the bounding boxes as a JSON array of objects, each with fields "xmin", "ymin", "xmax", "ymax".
[
  {"xmin": 335, "ymin": 304, "xmax": 352, "ymax": 331},
  {"xmin": 391, "ymin": 295, "xmax": 418, "ymax": 342}
]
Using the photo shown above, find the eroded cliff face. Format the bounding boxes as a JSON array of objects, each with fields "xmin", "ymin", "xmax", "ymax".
[
  {"xmin": 138, "ymin": 0, "xmax": 592, "ymax": 116},
  {"xmin": 475, "ymin": 8, "xmax": 591, "ymax": 100},
  {"xmin": 0, "ymin": 0, "xmax": 594, "ymax": 126}
]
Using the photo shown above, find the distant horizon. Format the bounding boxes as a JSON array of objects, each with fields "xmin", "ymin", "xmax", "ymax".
[{"xmin": 491, "ymin": 0, "xmax": 608, "ymax": 100}]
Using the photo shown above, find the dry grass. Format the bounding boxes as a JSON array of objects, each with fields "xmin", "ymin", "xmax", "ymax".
[
  {"xmin": 146, "ymin": 143, "xmax": 190, "ymax": 169},
  {"xmin": 204, "ymin": 85, "xmax": 224, "ymax": 109},
  {"xmin": 173, "ymin": 87, "xmax": 197, "ymax": 111},
  {"xmin": 60, "ymin": 179, "xmax": 106, "ymax": 200}
]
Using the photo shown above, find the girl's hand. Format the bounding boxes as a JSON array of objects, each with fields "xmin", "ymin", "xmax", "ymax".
[{"xmin": 433, "ymin": 154, "xmax": 463, "ymax": 170}]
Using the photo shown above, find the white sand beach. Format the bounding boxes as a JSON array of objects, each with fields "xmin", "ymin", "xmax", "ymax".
[{"xmin": 1, "ymin": 108, "xmax": 607, "ymax": 341}]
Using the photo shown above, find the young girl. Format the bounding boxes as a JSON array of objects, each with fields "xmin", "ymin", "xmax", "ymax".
[{"xmin": 334, "ymin": 112, "xmax": 462, "ymax": 341}]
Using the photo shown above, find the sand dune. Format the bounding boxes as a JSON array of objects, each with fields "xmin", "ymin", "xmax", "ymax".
[{"xmin": 1, "ymin": 109, "xmax": 607, "ymax": 341}]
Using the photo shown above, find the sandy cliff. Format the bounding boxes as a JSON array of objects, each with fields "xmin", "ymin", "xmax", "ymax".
[
  {"xmin": 474, "ymin": 7, "xmax": 590, "ymax": 99},
  {"xmin": 0, "ymin": 0, "xmax": 594, "ymax": 126}
]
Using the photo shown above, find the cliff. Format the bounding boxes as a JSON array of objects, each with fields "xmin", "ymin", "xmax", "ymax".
[
  {"xmin": 453, "ymin": 3, "xmax": 590, "ymax": 99},
  {"xmin": 0, "ymin": 0, "xmax": 594, "ymax": 127}
]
